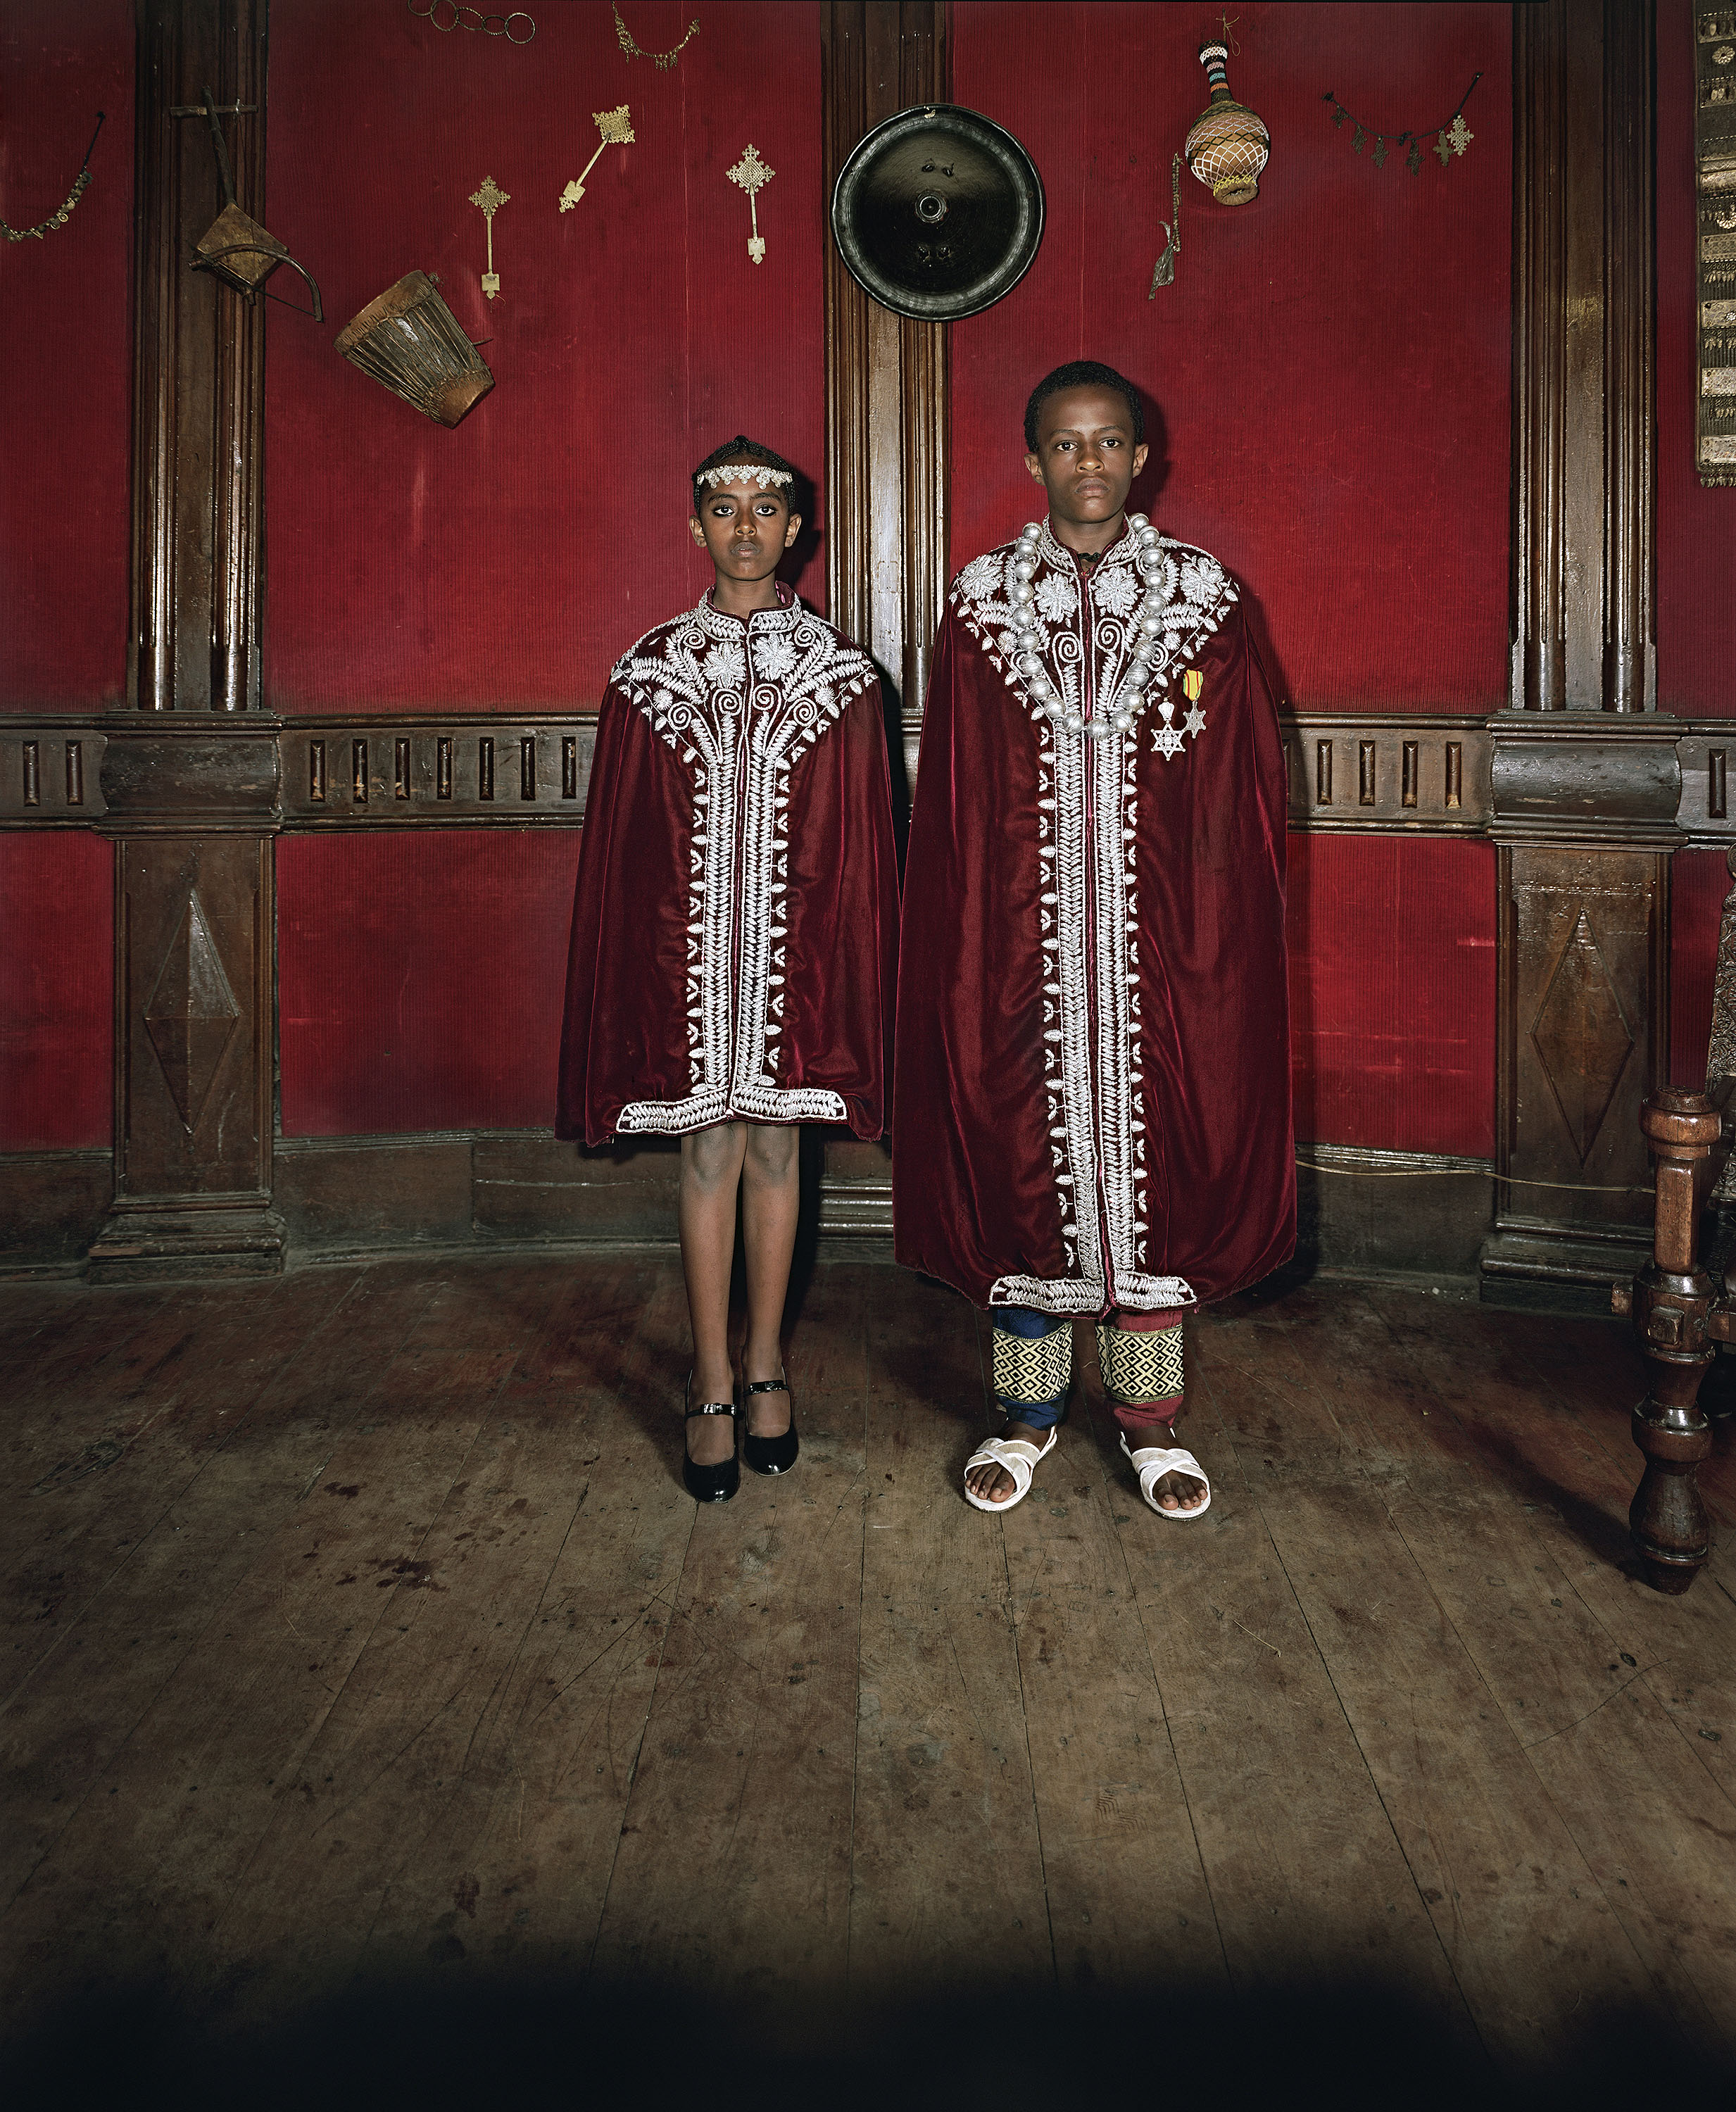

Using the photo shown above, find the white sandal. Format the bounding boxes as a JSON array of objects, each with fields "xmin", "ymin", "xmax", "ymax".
[
  {"xmin": 1120, "ymin": 1432, "xmax": 1212, "ymax": 1519},
  {"xmin": 962, "ymin": 1427, "xmax": 1058, "ymax": 1513}
]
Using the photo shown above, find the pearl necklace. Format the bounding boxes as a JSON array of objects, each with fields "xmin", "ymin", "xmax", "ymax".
[{"xmin": 1008, "ymin": 513, "xmax": 1169, "ymax": 739}]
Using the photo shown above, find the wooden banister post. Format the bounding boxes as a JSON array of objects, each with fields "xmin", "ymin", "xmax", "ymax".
[{"xmin": 1623, "ymin": 1089, "xmax": 1722, "ymax": 1592}]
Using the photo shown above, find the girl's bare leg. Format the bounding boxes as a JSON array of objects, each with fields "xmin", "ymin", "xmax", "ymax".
[
  {"xmin": 740, "ymin": 1123, "xmax": 800, "ymax": 1435},
  {"xmin": 679, "ymin": 1121, "xmax": 748, "ymax": 1465}
]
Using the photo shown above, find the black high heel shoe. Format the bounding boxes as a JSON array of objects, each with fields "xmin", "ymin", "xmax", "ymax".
[
  {"xmin": 683, "ymin": 1375, "xmax": 739, "ymax": 1503},
  {"xmin": 741, "ymin": 1376, "xmax": 799, "ymax": 1477}
]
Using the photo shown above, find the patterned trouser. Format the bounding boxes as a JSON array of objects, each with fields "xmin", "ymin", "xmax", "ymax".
[{"xmin": 991, "ymin": 1305, "xmax": 1184, "ymax": 1434}]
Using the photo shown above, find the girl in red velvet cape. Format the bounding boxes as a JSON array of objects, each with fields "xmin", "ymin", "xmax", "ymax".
[
  {"xmin": 556, "ymin": 437, "xmax": 898, "ymax": 1504},
  {"xmin": 893, "ymin": 363, "xmax": 1295, "ymax": 1521}
]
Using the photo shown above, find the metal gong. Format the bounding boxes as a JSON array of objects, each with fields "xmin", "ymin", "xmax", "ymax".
[{"xmin": 831, "ymin": 104, "xmax": 1044, "ymax": 322}]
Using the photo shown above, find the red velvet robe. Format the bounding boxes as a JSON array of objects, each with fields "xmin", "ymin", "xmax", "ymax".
[
  {"xmin": 557, "ymin": 590, "xmax": 898, "ymax": 1146},
  {"xmin": 893, "ymin": 517, "xmax": 1295, "ymax": 1315}
]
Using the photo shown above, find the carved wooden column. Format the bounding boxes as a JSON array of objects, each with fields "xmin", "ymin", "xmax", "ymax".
[
  {"xmin": 822, "ymin": 0, "xmax": 949, "ymax": 708},
  {"xmin": 817, "ymin": 0, "xmax": 948, "ymax": 1237},
  {"xmin": 1480, "ymin": 0, "xmax": 1678, "ymax": 1303},
  {"xmin": 87, "ymin": 0, "xmax": 281, "ymax": 1280}
]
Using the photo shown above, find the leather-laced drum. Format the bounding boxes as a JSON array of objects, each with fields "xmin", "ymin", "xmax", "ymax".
[
  {"xmin": 334, "ymin": 272, "xmax": 495, "ymax": 428},
  {"xmin": 831, "ymin": 104, "xmax": 1044, "ymax": 322}
]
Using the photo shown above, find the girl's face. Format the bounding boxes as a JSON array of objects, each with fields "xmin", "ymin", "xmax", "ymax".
[{"xmin": 690, "ymin": 477, "xmax": 801, "ymax": 592}]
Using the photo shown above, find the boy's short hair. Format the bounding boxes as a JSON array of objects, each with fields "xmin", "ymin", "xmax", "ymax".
[
  {"xmin": 1024, "ymin": 361, "xmax": 1145, "ymax": 451},
  {"xmin": 691, "ymin": 434, "xmax": 798, "ymax": 510}
]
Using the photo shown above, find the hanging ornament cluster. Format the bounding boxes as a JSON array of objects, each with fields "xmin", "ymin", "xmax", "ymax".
[
  {"xmin": 1, "ymin": 112, "xmax": 104, "ymax": 244},
  {"xmin": 613, "ymin": 1, "xmax": 698, "ymax": 70},
  {"xmin": 1321, "ymin": 74, "xmax": 1482, "ymax": 173},
  {"xmin": 1185, "ymin": 37, "xmax": 1269, "ymax": 206},
  {"xmin": 1149, "ymin": 151, "xmax": 1182, "ymax": 294}
]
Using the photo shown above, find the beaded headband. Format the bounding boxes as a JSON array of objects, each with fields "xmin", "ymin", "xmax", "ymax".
[{"xmin": 696, "ymin": 463, "xmax": 793, "ymax": 490}]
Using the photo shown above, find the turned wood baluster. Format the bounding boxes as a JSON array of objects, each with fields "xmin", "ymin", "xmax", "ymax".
[{"xmin": 1616, "ymin": 1090, "xmax": 1723, "ymax": 1593}]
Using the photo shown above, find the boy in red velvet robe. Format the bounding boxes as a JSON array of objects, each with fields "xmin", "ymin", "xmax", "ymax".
[
  {"xmin": 893, "ymin": 363, "xmax": 1294, "ymax": 1519},
  {"xmin": 558, "ymin": 437, "xmax": 898, "ymax": 1504}
]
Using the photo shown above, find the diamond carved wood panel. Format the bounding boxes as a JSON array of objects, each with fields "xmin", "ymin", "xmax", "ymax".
[
  {"xmin": 1528, "ymin": 907, "xmax": 1636, "ymax": 1162},
  {"xmin": 1497, "ymin": 846, "xmax": 1664, "ymax": 1261},
  {"xmin": 141, "ymin": 889, "xmax": 241, "ymax": 1133},
  {"xmin": 108, "ymin": 837, "xmax": 274, "ymax": 1211}
]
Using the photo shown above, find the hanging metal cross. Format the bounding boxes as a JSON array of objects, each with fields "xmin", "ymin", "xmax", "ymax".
[
  {"xmin": 470, "ymin": 174, "xmax": 509, "ymax": 298},
  {"xmin": 560, "ymin": 105, "xmax": 635, "ymax": 211},
  {"xmin": 728, "ymin": 144, "xmax": 774, "ymax": 265}
]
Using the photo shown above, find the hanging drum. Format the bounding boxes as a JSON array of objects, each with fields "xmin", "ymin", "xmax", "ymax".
[
  {"xmin": 831, "ymin": 104, "xmax": 1043, "ymax": 322},
  {"xmin": 334, "ymin": 271, "xmax": 494, "ymax": 428}
]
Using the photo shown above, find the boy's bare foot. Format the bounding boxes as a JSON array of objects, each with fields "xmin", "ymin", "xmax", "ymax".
[
  {"xmin": 964, "ymin": 1419, "xmax": 1052, "ymax": 1505},
  {"xmin": 1126, "ymin": 1420, "xmax": 1208, "ymax": 1514}
]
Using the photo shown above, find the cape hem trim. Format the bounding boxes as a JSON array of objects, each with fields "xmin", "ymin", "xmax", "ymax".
[
  {"xmin": 617, "ymin": 1086, "xmax": 848, "ymax": 1134},
  {"xmin": 988, "ymin": 1271, "xmax": 1195, "ymax": 1314}
]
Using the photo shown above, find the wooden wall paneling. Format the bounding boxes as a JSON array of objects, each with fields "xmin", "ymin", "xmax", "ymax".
[
  {"xmin": 822, "ymin": 1, "xmax": 948, "ymax": 710},
  {"xmin": 819, "ymin": 0, "xmax": 948, "ymax": 1234},
  {"xmin": 1604, "ymin": 0, "xmax": 1657, "ymax": 715},
  {"xmin": 1508, "ymin": 0, "xmax": 1657, "ymax": 717},
  {"xmin": 1484, "ymin": 0, "xmax": 1677, "ymax": 1306},
  {"xmin": 1510, "ymin": 0, "xmax": 1569, "ymax": 715},
  {"xmin": 131, "ymin": 0, "xmax": 265, "ymax": 717},
  {"xmin": 0, "ymin": 725, "xmax": 109, "ymax": 824},
  {"xmin": 87, "ymin": 0, "xmax": 282, "ymax": 1281},
  {"xmin": 1485, "ymin": 842, "xmax": 1670, "ymax": 1292},
  {"xmin": 1285, "ymin": 716, "xmax": 1492, "ymax": 834}
]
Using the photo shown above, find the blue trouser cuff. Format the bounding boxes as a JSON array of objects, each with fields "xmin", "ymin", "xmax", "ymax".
[{"xmin": 991, "ymin": 1306, "xmax": 1071, "ymax": 1426}]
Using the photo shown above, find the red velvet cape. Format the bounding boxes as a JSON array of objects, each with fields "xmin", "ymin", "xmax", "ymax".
[
  {"xmin": 557, "ymin": 592, "xmax": 898, "ymax": 1147},
  {"xmin": 893, "ymin": 517, "xmax": 1295, "ymax": 1314}
]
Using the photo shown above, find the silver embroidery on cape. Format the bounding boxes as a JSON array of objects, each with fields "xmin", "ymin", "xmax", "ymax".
[
  {"xmin": 610, "ymin": 594, "xmax": 875, "ymax": 1135},
  {"xmin": 949, "ymin": 522, "xmax": 1238, "ymax": 1314}
]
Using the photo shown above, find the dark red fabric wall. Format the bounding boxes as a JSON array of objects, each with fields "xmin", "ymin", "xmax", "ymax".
[
  {"xmin": 0, "ymin": 834, "xmax": 112, "ymax": 1150},
  {"xmin": 278, "ymin": 830, "xmax": 581, "ymax": 1136},
  {"xmin": 0, "ymin": 0, "xmax": 133, "ymax": 712},
  {"xmin": 263, "ymin": 0, "xmax": 825, "ymax": 712},
  {"xmin": 951, "ymin": 1, "xmax": 1509, "ymax": 1155},
  {"xmin": 1659, "ymin": 0, "xmax": 1736, "ymax": 717},
  {"xmin": 1671, "ymin": 848, "xmax": 1730, "ymax": 1090},
  {"xmin": 1, "ymin": 7, "xmax": 127, "ymax": 1154},
  {"xmin": 1288, "ymin": 835, "xmax": 1495, "ymax": 1155}
]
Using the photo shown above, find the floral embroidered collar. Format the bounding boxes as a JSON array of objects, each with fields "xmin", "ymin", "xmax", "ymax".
[
  {"xmin": 1033, "ymin": 516, "xmax": 1138, "ymax": 579},
  {"xmin": 696, "ymin": 583, "xmax": 803, "ymax": 636}
]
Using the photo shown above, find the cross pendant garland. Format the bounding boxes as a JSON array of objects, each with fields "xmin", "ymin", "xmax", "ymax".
[{"xmin": 1321, "ymin": 72, "xmax": 1481, "ymax": 173}]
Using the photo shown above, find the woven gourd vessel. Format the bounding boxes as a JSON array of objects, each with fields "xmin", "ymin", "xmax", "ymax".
[{"xmin": 1184, "ymin": 39, "xmax": 1269, "ymax": 206}]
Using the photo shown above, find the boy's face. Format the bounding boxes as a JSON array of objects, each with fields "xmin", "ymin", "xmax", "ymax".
[
  {"xmin": 689, "ymin": 477, "xmax": 801, "ymax": 589},
  {"xmin": 1024, "ymin": 386, "xmax": 1148, "ymax": 528}
]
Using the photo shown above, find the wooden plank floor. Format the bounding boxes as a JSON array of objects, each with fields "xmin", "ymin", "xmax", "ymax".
[{"xmin": 3, "ymin": 1256, "xmax": 1735, "ymax": 2103}]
